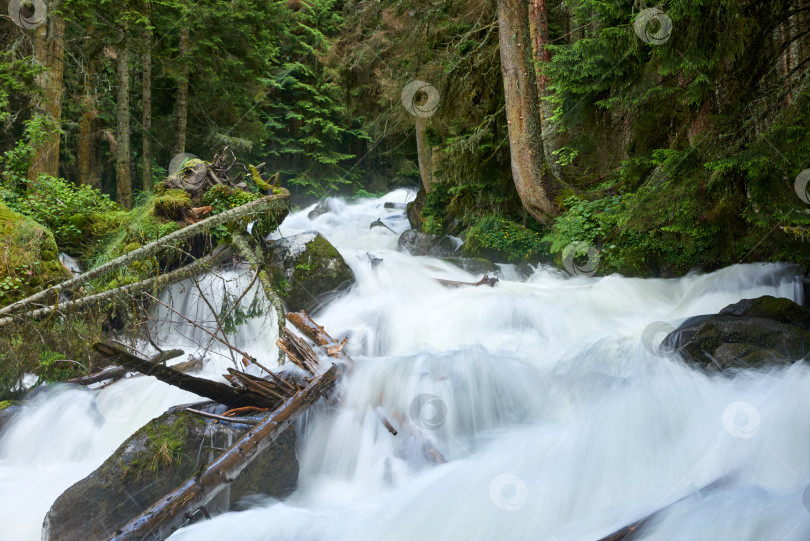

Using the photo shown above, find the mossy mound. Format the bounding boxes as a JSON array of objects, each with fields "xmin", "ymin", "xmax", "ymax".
[{"xmin": 0, "ymin": 202, "xmax": 71, "ymax": 307}]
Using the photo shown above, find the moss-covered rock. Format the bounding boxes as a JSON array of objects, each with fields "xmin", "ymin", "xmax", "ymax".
[
  {"xmin": 0, "ymin": 202, "xmax": 71, "ymax": 307},
  {"xmin": 43, "ymin": 409, "xmax": 298, "ymax": 541},
  {"xmin": 263, "ymin": 231, "xmax": 355, "ymax": 312},
  {"xmin": 151, "ymin": 189, "xmax": 192, "ymax": 221},
  {"xmin": 664, "ymin": 296, "xmax": 810, "ymax": 371}
]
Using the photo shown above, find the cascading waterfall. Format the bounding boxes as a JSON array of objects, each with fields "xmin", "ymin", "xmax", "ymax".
[{"xmin": 1, "ymin": 189, "xmax": 809, "ymax": 540}]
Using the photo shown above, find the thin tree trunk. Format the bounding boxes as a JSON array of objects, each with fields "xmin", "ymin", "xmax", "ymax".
[
  {"xmin": 28, "ymin": 1, "xmax": 65, "ymax": 181},
  {"xmin": 77, "ymin": 72, "xmax": 98, "ymax": 187},
  {"xmin": 414, "ymin": 117, "xmax": 434, "ymax": 193},
  {"xmin": 528, "ymin": 0, "xmax": 562, "ymax": 179},
  {"xmin": 497, "ymin": 0, "xmax": 565, "ymax": 225},
  {"xmin": 116, "ymin": 28, "xmax": 132, "ymax": 208},
  {"xmin": 173, "ymin": 27, "xmax": 190, "ymax": 156},
  {"xmin": 142, "ymin": 24, "xmax": 153, "ymax": 191}
]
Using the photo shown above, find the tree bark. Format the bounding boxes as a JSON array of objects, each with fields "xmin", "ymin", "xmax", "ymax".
[
  {"xmin": 173, "ymin": 27, "xmax": 190, "ymax": 157},
  {"xmin": 414, "ymin": 117, "xmax": 434, "ymax": 193},
  {"xmin": 497, "ymin": 0, "xmax": 565, "ymax": 225},
  {"xmin": 27, "ymin": 0, "xmax": 65, "ymax": 181},
  {"xmin": 104, "ymin": 364, "xmax": 337, "ymax": 541},
  {"xmin": 116, "ymin": 28, "xmax": 132, "ymax": 208},
  {"xmin": 528, "ymin": 0, "xmax": 562, "ymax": 179},
  {"xmin": 142, "ymin": 23, "xmax": 153, "ymax": 191},
  {"xmin": 0, "ymin": 190, "xmax": 289, "ymax": 319},
  {"xmin": 77, "ymin": 66, "xmax": 98, "ymax": 187},
  {"xmin": 93, "ymin": 342, "xmax": 282, "ymax": 410},
  {"xmin": 286, "ymin": 311, "xmax": 353, "ymax": 368}
]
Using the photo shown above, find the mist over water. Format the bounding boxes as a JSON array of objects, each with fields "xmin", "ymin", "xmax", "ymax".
[{"xmin": 1, "ymin": 189, "xmax": 808, "ymax": 540}]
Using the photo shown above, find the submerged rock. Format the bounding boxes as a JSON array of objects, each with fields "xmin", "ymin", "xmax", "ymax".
[
  {"xmin": 397, "ymin": 229, "xmax": 459, "ymax": 257},
  {"xmin": 263, "ymin": 231, "xmax": 355, "ymax": 312},
  {"xmin": 0, "ymin": 400, "xmax": 21, "ymax": 434},
  {"xmin": 442, "ymin": 257, "xmax": 498, "ymax": 275},
  {"xmin": 43, "ymin": 409, "xmax": 297, "ymax": 541},
  {"xmin": 664, "ymin": 295, "xmax": 810, "ymax": 371}
]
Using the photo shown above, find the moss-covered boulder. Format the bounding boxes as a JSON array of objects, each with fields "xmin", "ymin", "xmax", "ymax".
[
  {"xmin": 43, "ymin": 409, "xmax": 298, "ymax": 541},
  {"xmin": 263, "ymin": 231, "xmax": 355, "ymax": 313},
  {"xmin": 0, "ymin": 202, "xmax": 71, "ymax": 307},
  {"xmin": 664, "ymin": 296, "xmax": 810, "ymax": 371}
]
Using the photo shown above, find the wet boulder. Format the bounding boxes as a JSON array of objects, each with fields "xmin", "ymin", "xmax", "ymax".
[
  {"xmin": 663, "ymin": 296, "xmax": 810, "ymax": 371},
  {"xmin": 718, "ymin": 295, "xmax": 810, "ymax": 330},
  {"xmin": 442, "ymin": 257, "xmax": 498, "ymax": 275},
  {"xmin": 263, "ymin": 231, "xmax": 355, "ymax": 313},
  {"xmin": 397, "ymin": 229, "xmax": 459, "ymax": 257},
  {"xmin": 43, "ymin": 409, "xmax": 298, "ymax": 541}
]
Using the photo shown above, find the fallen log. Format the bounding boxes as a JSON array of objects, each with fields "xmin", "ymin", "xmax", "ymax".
[
  {"xmin": 0, "ymin": 190, "xmax": 289, "ymax": 319},
  {"xmin": 436, "ymin": 274, "xmax": 499, "ymax": 288},
  {"xmin": 104, "ymin": 363, "xmax": 337, "ymax": 541},
  {"xmin": 92, "ymin": 343, "xmax": 279, "ymax": 410},
  {"xmin": 184, "ymin": 407, "xmax": 260, "ymax": 425},
  {"xmin": 0, "ymin": 246, "xmax": 235, "ymax": 328},
  {"xmin": 67, "ymin": 349, "xmax": 185, "ymax": 386}
]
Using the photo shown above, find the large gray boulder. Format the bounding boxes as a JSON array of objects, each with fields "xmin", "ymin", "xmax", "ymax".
[
  {"xmin": 663, "ymin": 296, "xmax": 810, "ymax": 371},
  {"xmin": 43, "ymin": 408, "xmax": 298, "ymax": 541},
  {"xmin": 263, "ymin": 231, "xmax": 355, "ymax": 313},
  {"xmin": 397, "ymin": 229, "xmax": 459, "ymax": 257}
]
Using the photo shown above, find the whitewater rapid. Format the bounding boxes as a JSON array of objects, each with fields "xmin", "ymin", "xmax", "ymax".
[{"xmin": 1, "ymin": 189, "xmax": 809, "ymax": 540}]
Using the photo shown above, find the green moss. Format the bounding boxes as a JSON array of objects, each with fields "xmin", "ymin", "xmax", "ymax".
[
  {"xmin": 0, "ymin": 202, "xmax": 71, "ymax": 306},
  {"xmin": 150, "ymin": 189, "xmax": 192, "ymax": 221},
  {"xmin": 124, "ymin": 412, "xmax": 205, "ymax": 479},
  {"xmin": 0, "ymin": 400, "xmax": 16, "ymax": 410}
]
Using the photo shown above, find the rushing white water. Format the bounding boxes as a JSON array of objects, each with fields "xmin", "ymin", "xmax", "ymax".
[{"xmin": 2, "ymin": 189, "xmax": 809, "ymax": 540}]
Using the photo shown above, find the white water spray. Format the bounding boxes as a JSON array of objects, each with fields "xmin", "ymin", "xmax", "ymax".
[{"xmin": 1, "ymin": 189, "xmax": 808, "ymax": 540}]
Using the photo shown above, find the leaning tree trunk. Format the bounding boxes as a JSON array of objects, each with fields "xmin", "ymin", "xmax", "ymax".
[
  {"xmin": 528, "ymin": 0, "xmax": 562, "ymax": 179},
  {"xmin": 173, "ymin": 27, "xmax": 190, "ymax": 157},
  {"xmin": 497, "ymin": 0, "xmax": 565, "ymax": 225},
  {"xmin": 28, "ymin": 0, "xmax": 65, "ymax": 182},
  {"xmin": 142, "ymin": 23, "xmax": 153, "ymax": 191},
  {"xmin": 116, "ymin": 28, "xmax": 132, "ymax": 209},
  {"xmin": 415, "ymin": 117, "xmax": 434, "ymax": 193}
]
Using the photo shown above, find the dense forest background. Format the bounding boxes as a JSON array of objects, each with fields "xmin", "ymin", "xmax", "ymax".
[{"xmin": 2, "ymin": 0, "xmax": 810, "ymax": 281}]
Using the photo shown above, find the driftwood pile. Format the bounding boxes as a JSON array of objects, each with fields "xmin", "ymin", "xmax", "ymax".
[{"xmin": 93, "ymin": 310, "xmax": 346, "ymax": 541}]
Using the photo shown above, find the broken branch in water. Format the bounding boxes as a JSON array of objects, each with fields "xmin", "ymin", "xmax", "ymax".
[
  {"xmin": 144, "ymin": 292, "xmax": 255, "ymax": 364},
  {"xmin": 436, "ymin": 274, "xmax": 499, "ymax": 288},
  {"xmin": 93, "ymin": 342, "xmax": 280, "ymax": 410},
  {"xmin": 184, "ymin": 408, "xmax": 260, "ymax": 425}
]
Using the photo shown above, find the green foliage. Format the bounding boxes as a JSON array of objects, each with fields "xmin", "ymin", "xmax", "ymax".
[
  {"xmin": 6, "ymin": 175, "xmax": 119, "ymax": 251},
  {"xmin": 462, "ymin": 215, "xmax": 548, "ymax": 262}
]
